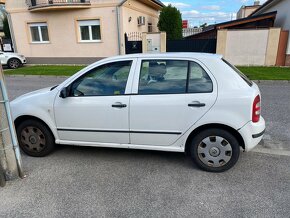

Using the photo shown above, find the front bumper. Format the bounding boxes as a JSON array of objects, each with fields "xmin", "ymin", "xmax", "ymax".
[
  {"xmin": 21, "ymin": 58, "xmax": 26, "ymax": 64},
  {"xmin": 238, "ymin": 116, "xmax": 265, "ymax": 151}
]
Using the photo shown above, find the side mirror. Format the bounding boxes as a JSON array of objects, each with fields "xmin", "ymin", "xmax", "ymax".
[{"xmin": 59, "ymin": 87, "xmax": 69, "ymax": 98}]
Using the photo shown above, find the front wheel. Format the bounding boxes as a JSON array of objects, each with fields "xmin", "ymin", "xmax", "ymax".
[
  {"xmin": 16, "ymin": 120, "xmax": 55, "ymax": 157},
  {"xmin": 190, "ymin": 129, "xmax": 240, "ymax": 172},
  {"xmin": 8, "ymin": 58, "xmax": 22, "ymax": 69}
]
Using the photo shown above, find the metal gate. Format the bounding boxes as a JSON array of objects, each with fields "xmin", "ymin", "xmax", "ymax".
[
  {"xmin": 167, "ymin": 39, "xmax": 216, "ymax": 53},
  {"xmin": 124, "ymin": 33, "xmax": 217, "ymax": 54},
  {"xmin": 124, "ymin": 33, "xmax": 142, "ymax": 54}
]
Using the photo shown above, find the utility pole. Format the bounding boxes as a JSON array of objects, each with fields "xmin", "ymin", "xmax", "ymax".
[{"xmin": 0, "ymin": 65, "xmax": 24, "ymax": 187}]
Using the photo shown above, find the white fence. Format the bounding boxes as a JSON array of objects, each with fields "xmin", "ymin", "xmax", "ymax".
[{"xmin": 217, "ymin": 28, "xmax": 283, "ymax": 66}]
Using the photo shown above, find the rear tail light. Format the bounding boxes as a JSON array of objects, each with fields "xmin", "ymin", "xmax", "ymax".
[{"xmin": 252, "ymin": 95, "xmax": 261, "ymax": 123}]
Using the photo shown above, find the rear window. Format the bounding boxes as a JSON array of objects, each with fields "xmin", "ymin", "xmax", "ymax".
[{"xmin": 222, "ymin": 59, "xmax": 253, "ymax": 87}]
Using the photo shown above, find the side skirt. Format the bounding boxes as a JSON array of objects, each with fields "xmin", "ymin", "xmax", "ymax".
[{"xmin": 55, "ymin": 140, "xmax": 185, "ymax": 152}]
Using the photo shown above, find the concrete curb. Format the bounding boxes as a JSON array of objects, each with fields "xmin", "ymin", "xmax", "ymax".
[
  {"xmin": 253, "ymin": 80, "xmax": 290, "ymax": 84},
  {"xmin": 5, "ymin": 75, "xmax": 69, "ymax": 79}
]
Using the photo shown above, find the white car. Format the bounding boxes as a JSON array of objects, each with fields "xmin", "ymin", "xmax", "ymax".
[
  {"xmin": 11, "ymin": 53, "xmax": 265, "ymax": 172},
  {"xmin": 0, "ymin": 51, "xmax": 26, "ymax": 69}
]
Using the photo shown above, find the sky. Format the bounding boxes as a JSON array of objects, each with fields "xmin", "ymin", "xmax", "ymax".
[{"xmin": 162, "ymin": 0, "xmax": 267, "ymax": 27}]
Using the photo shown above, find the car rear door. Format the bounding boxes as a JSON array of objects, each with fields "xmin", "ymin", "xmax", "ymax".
[{"xmin": 129, "ymin": 58, "xmax": 217, "ymax": 146}]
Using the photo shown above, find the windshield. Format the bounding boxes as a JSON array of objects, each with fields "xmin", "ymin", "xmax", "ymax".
[{"xmin": 222, "ymin": 59, "xmax": 253, "ymax": 87}]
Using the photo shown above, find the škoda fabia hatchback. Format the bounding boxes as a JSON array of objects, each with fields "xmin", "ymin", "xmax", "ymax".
[{"xmin": 11, "ymin": 53, "xmax": 265, "ymax": 172}]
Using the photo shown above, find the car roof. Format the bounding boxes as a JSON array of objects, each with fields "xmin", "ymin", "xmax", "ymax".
[{"xmin": 105, "ymin": 52, "xmax": 223, "ymax": 61}]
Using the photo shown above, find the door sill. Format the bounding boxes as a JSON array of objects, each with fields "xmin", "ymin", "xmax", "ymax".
[{"xmin": 56, "ymin": 140, "xmax": 184, "ymax": 152}]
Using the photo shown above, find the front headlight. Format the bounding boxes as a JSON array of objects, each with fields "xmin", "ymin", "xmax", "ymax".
[{"xmin": 19, "ymin": 55, "xmax": 25, "ymax": 58}]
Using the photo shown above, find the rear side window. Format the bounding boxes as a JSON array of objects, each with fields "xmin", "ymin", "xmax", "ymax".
[
  {"xmin": 138, "ymin": 60, "xmax": 213, "ymax": 95},
  {"xmin": 139, "ymin": 60, "xmax": 188, "ymax": 94},
  {"xmin": 188, "ymin": 62, "xmax": 213, "ymax": 93},
  {"xmin": 222, "ymin": 58, "xmax": 253, "ymax": 86}
]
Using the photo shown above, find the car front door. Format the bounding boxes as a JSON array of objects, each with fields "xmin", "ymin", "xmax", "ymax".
[
  {"xmin": 53, "ymin": 59, "xmax": 136, "ymax": 145},
  {"xmin": 129, "ymin": 58, "xmax": 217, "ymax": 146}
]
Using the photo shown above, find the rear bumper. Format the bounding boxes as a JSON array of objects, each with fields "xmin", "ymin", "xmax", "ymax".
[{"xmin": 238, "ymin": 116, "xmax": 265, "ymax": 151}]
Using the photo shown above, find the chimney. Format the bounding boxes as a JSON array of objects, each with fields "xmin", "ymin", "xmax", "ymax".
[{"xmin": 254, "ymin": 1, "xmax": 260, "ymax": 5}]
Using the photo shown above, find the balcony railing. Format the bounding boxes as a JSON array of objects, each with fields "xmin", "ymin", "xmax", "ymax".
[{"xmin": 27, "ymin": 0, "xmax": 91, "ymax": 10}]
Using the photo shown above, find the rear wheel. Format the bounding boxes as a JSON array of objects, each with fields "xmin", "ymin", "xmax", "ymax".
[
  {"xmin": 16, "ymin": 120, "xmax": 55, "ymax": 157},
  {"xmin": 190, "ymin": 128, "xmax": 240, "ymax": 172},
  {"xmin": 8, "ymin": 58, "xmax": 21, "ymax": 69}
]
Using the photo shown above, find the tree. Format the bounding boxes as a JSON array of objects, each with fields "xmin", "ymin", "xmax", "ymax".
[
  {"xmin": 3, "ymin": 16, "xmax": 11, "ymax": 39},
  {"xmin": 158, "ymin": 5, "xmax": 182, "ymax": 40}
]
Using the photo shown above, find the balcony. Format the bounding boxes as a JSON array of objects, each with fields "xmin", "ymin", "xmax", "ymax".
[{"xmin": 27, "ymin": 0, "xmax": 91, "ymax": 11}]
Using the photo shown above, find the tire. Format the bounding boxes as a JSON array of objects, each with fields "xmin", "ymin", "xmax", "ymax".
[
  {"xmin": 190, "ymin": 128, "xmax": 240, "ymax": 172},
  {"xmin": 16, "ymin": 119, "xmax": 55, "ymax": 157},
  {"xmin": 8, "ymin": 58, "xmax": 21, "ymax": 69}
]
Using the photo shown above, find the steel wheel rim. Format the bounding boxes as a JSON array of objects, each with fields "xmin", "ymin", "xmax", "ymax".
[
  {"xmin": 10, "ymin": 59, "xmax": 19, "ymax": 68},
  {"xmin": 197, "ymin": 136, "xmax": 232, "ymax": 167},
  {"xmin": 20, "ymin": 126, "xmax": 46, "ymax": 153}
]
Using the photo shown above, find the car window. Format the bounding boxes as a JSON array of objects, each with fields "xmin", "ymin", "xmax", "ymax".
[
  {"xmin": 70, "ymin": 60, "xmax": 132, "ymax": 96},
  {"xmin": 138, "ymin": 60, "xmax": 188, "ymax": 94},
  {"xmin": 188, "ymin": 62, "xmax": 213, "ymax": 93}
]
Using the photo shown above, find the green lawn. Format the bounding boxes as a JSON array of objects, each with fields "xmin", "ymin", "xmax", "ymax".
[
  {"xmin": 237, "ymin": 66, "xmax": 290, "ymax": 80},
  {"xmin": 4, "ymin": 65, "xmax": 85, "ymax": 76},
  {"xmin": 3, "ymin": 65, "xmax": 290, "ymax": 80}
]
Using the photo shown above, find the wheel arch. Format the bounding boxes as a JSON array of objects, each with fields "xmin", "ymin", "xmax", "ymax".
[
  {"xmin": 184, "ymin": 123, "xmax": 245, "ymax": 155},
  {"xmin": 14, "ymin": 115, "xmax": 56, "ymax": 140},
  {"xmin": 7, "ymin": 57, "xmax": 22, "ymax": 67}
]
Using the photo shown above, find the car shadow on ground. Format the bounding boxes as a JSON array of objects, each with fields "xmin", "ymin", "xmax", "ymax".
[{"xmin": 22, "ymin": 144, "xmax": 199, "ymax": 171}]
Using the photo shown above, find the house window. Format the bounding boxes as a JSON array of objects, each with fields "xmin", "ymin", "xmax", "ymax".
[
  {"xmin": 78, "ymin": 20, "xmax": 101, "ymax": 42},
  {"xmin": 29, "ymin": 23, "xmax": 49, "ymax": 43},
  {"xmin": 148, "ymin": 23, "xmax": 153, "ymax": 33}
]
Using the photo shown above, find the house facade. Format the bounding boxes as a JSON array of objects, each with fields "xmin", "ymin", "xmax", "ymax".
[
  {"xmin": 251, "ymin": 0, "xmax": 290, "ymax": 66},
  {"xmin": 6, "ymin": 0, "xmax": 163, "ymax": 64}
]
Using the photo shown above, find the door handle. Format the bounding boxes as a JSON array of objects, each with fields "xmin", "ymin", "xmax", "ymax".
[
  {"xmin": 112, "ymin": 102, "xmax": 127, "ymax": 108},
  {"xmin": 188, "ymin": 101, "xmax": 206, "ymax": 107}
]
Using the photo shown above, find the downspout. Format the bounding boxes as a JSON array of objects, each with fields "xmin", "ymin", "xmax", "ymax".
[
  {"xmin": 7, "ymin": 13, "xmax": 17, "ymax": 53},
  {"xmin": 0, "ymin": 72, "xmax": 24, "ymax": 179},
  {"xmin": 116, "ymin": 0, "xmax": 127, "ymax": 55}
]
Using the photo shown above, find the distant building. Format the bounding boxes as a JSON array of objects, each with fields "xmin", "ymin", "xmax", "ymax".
[
  {"xmin": 6, "ymin": 0, "xmax": 164, "ymax": 64},
  {"xmin": 182, "ymin": 27, "xmax": 203, "ymax": 38},
  {"xmin": 185, "ymin": 11, "xmax": 276, "ymax": 40},
  {"xmin": 182, "ymin": 20, "xmax": 188, "ymax": 29},
  {"xmin": 237, "ymin": 1, "xmax": 260, "ymax": 19}
]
